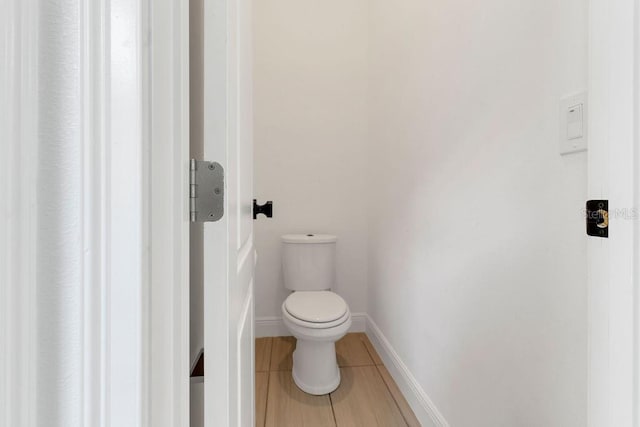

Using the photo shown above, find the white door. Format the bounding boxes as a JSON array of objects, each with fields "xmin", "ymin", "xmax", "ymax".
[{"xmin": 201, "ymin": 0, "xmax": 255, "ymax": 426}]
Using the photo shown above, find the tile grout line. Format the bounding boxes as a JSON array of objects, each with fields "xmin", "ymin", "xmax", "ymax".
[
  {"xmin": 328, "ymin": 390, "xmax": 339, "ymax": 427},
  {"xmin": 360, "ymin": 332, "xmax": 376, "ymax": 365},
  {"xmin": 359, "ymin": 335, "xmax": 379, "ymax": 366},
  {"xmin": 268, "ymin": 337, "xmax": 275, "ymax": 372},
  {"xmin": 362, "ymin": 333, "xmax": 411, "ymax": 426},
  {"xmin": 262, "ymin": 372, "xmax": 270, "ymax": 427},
  {"xmin": 374, "ymin": 364, "xmax": 411, "ymax": 427},
  {"xmin": 359, "ymin": 340, "xmax": 375, "ymax": 366},
  {"xmin": 263, "ymin": 338, "xmax": 275, "ymax": 427},
  {"xmin": 264, "ymin": 337, "xmax": 275, "ymax": 427}
]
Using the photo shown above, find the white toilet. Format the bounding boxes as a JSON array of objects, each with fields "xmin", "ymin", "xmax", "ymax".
[{"xmin": 281, "ymin": 234, "xmax": 352, "ymax": 395}]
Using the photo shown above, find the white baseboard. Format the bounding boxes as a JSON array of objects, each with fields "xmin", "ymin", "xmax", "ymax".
[
  {"xmin": 255, "ymin": 312, "xmax": 367, "ymax": 338},
  {"xmin": 255, "ymin": 316, "xmax": 287, "ymax": 338},
  {"xmin": 365, "ymin": 315, "xmax": 449, "ymax": 427}
]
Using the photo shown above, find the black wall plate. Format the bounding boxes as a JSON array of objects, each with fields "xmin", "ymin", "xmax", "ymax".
[{"xmin": 586, "ymin": 200, "xmax": 608, "ymax": 238}]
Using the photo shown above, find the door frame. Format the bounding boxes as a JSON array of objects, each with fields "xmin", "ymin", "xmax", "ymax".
[
  {"xmin": 3, "ymin": 0, "xmax": 158, "ymax": 424},
  {"xmin": 1, "ymin": 1, "xmax": 38, "ymax": 424},
  {"xmin": 146, "ymin": 0, "xmax": 191, "ymax": 426},
  {"xmin": 587, "ymin": 0, "xmax": 640, "ymax": 426}
]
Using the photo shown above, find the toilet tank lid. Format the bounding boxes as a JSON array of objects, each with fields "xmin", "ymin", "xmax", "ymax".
[{"xmin": 281, "ymin": 234, "xmax": 337, "ymax": 244}]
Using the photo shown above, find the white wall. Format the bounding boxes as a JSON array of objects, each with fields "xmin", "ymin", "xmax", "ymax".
[
  {"xmin": 253, "ymin": 0, "xmax": 370, "ymax": 318},
  {"xmin": 254, "ymin": 0, "xmax": 588, "ymax": 424},
  {"xmin": 366, "ymin": 0, "xmax": 588, "ymax": 426}
]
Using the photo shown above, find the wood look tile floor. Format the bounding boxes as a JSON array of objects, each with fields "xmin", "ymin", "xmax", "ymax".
[{"xmin": 255, "ymin": 333, "xmax": 420, "ymax": 427}]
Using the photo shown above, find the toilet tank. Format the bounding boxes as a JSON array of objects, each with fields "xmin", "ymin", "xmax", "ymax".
[{"xmin": 282, "ymin": 234, "xmax": 337, "ymax": 291}]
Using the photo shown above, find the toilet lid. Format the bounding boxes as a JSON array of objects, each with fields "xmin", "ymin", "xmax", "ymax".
[{"xmin": 284, "ymin": 291, "xmax": 348, "ymax": 323}]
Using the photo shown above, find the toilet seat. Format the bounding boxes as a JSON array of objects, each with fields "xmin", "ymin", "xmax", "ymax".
[
  {"xmin": 283, "ymin": 291, "xmax": 350, "ymax": 330},
  {"xmin": 285, "ymin": 291, "xmax": 347, "ymax": 322}
]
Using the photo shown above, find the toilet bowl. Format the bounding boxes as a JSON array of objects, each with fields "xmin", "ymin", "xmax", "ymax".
[
  {"xmin": 282, "ymin": 291, "xmax": 351, "ymax": 395},
  {"xmin": 280, "ymin": 234, "xmax": 351, "ymax": 395}
]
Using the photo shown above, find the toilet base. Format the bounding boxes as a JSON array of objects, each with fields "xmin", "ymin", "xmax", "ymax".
[
  {"xmin": 292, "ymin": 340, "xmax": 341, "ymax": 395},
  {"xmin": 282, "ymin": 301, "xmax": 351, "ymax": 395}
]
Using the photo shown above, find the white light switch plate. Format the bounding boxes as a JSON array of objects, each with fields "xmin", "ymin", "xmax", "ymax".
[{"xmin": 559, "ymin": 92, "xmax": 587, "ymax": 155}]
